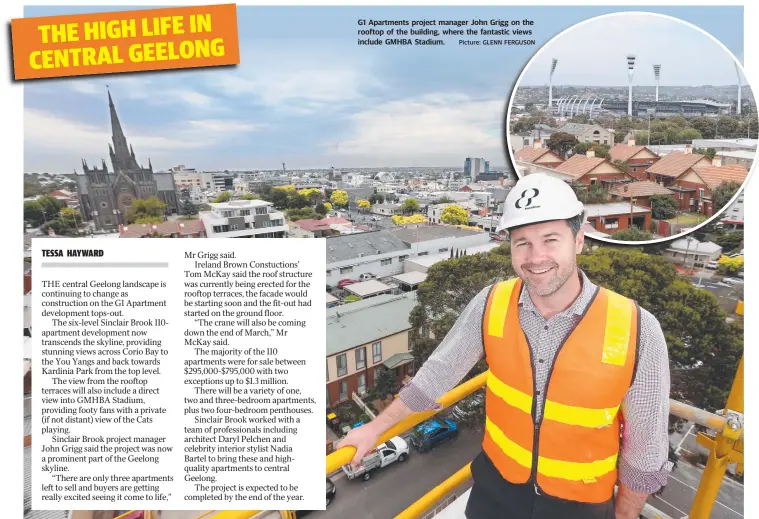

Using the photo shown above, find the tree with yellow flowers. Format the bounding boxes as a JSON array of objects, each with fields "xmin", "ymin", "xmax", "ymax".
[
  {"xmin": 441, "ymin": 205, "xmax": 469, "ymax": 225},
  {"xmin": 392, "ymin": 214, "xmax": 428, "ymax": 225},
  {"xmin": 324, "ymin": 202, "xmax": 333, "ymax": 212},
  {"xmin": 358, "ymin": 200, "xmax": 371, "ymax": 211},
  {"xmin": 330, "ymin": 190, "xmax": 348, "ymax": 207},
  {"xmin": 717, "ymin": 255, "xmax": 744, "ymax": 276}
]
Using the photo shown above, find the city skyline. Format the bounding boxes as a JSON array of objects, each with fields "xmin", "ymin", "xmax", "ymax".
[{"xmin": 23, "ymin": 6, "xmax": 743, "ymax": 173}]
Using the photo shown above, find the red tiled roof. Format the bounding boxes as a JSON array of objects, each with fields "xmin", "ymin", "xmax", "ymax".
[
  {"xmin": 610, "ymin": 181, "xmax": 673, "ymax": 198},
  {"xmin": 295, "ymin": 217, "xmax": 351, "ymax": 232},
  {"xmin": 609, "ymin": 143, "xmax": 657, "ymax": 163},
  {"xmin": 691, "ymin": 164, "xmax": 749, "ymax": 189},
  {"xmin": 554, "ymin": 155, "xmax": 609, "ymax": 179},
  {"xmin": 646, "ymin": 152, "xmax": 707, "ymax": 178},
  {"xmin": 514, "ymin": 147, "xmax": 562, "ymax": 164}
]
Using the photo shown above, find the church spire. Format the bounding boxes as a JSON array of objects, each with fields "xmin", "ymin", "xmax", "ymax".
[{"xmin": 108, "ymin": 87, "xmax": 131, "ymax": 169}]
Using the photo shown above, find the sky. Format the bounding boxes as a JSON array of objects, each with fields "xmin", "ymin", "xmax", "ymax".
[
  {"xmin": 23, "ymin": 5, "xmax": 744, "ymax": 173},
  {"xmin": 518, "ymin": 12, "xmax": 747, "ymax": 87}
]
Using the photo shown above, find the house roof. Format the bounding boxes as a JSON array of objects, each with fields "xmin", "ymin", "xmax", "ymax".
[
  {"xmin": 690, "ymin": 164, "xmax": 749, "ymax": 189},
  {"xmin": 556, "ymin": 122, "xmax": 604, "ymax": 136},
  {"xmin": 119, "ymin": 220, "xmax": 205, "ymax": 237},
  {"xmin": 583, "ymin": 203, "xmax": 651, "ymax": 217},
  {"xmin": 610, "ymin": 181, "xmax": 674, "ymax": 198},
  {"xmin": 325, "ymin": 230, "xmax": 409, "ymax": 264},
  {"xmin": 553, "ymin": 154, "xmax": 609, "ymax": 179},
  {"xmin": 326, "ymin": 294, "xmax": 417, "ymax": 356},
  {"xmin": 384, "ymin": 352, "xmax": 415, "ymax": 369},
  {"xmin": 609, "ymin": 143, "xmax": 657, "ymax": 163},
  {"xmin": 296, "ymin": 217, "xmax": 351, "ymax": 232},
  {"xmin": 344, "ymin": 280, "xmax": 394, "ymax": 297},
  {"xmin": 646, "ymin": 152, "xmax": 707, "ymax": 178},
  {"xmin": 666, "ymin": 238, "xmax": 722, "ymax": 254},
  {"xmin": 514, "ymin": 147, "xmax": 560, "ymax": 163},
  {"xmin": 389, "ymin": 224, "xmax": 485, "ymax": 244}
]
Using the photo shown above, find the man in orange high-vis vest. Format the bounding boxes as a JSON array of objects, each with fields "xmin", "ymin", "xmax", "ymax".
[{"xmin": 338, "ymin": 173, "xmax": 672, "ymax": 519}]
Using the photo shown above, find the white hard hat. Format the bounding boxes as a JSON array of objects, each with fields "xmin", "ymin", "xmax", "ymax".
[{"xmin": 497, "ymin": 173, "xmax": 584, "ymax": 232}]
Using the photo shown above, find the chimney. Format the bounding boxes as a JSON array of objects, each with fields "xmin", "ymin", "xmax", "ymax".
[
  {"xmin": 628, "ymin": 137, "xmax": 635, "ymax": 147},
  {"xmin": 685, "ymin": 144, "xmax": 692, "ymax": 154},
  {"xmin": 586, "ymin": 150, "xmax": 595, "ymax": 159},
  {"xmin": 712, "ymin": 155, "xmax": 722, "ymax": 168},
  {"xmin": 533, "ymin": 139, "xmax": 542, "ymax": 150}
]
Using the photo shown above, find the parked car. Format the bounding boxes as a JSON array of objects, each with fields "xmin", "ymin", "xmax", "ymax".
[
  {"xmin": 341, "ymin": 436, "xmax": 409, "ymax": 481},
  {"xmin": 706, "ymin": 261, "xmax": 719, "ymax": 270},
  {"xmin": 409, "ymin": 418, "xmax": 459, "ymax": 452},
  {"xmin": 293, "ymin": 478, "xmax": 337, "ymax": 516},
  {"xmin": 451, "ymin": 392, "xmax": 485, "ymax": 422},
  {"xmin": 338, "ymin": 279, "xmax": 357, "ymax": 289},
  {"xmin": 359, "ymin": 273, "xmax": 377, "ymax": 281}
]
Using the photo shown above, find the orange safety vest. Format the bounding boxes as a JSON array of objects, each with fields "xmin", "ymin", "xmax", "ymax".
[{"xmin": 481, "ymin": 277, "xmax": 639, "ymax": 503}]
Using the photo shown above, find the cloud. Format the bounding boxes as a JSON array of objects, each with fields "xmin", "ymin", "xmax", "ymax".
[
  {"xmin": 210, "ymin": 44, "xmax": 382, "ymax": 109},
  {"xmin": 65, "ymin": 77, "xmax": 220, "ymax": 109},
  {"xmin": 187, "ymin": 119, "xmax": 264, "ymax": 132},
  {"xmin": 332, "ymin": 93, "xmax": 505, "ymax": 166}
]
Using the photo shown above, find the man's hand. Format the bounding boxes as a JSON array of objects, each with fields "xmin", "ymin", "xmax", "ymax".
[
  {"xmin": 335, "ymin": 422, "xmax": 382, "ymax": 468},
  {"xmin": 615, "ymin": 484, "xmax": 649, "ymax": 519}
]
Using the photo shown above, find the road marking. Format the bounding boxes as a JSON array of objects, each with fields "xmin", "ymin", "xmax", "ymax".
[
  {"xmin": 676, "ymin": 424, "xmax": 695, "ymax": 454},
  {"xmin": 668, "ymin": 475, "xmax": 744, "ymax": 517},
  {"xmin": 653, "ymin": 494, "xmax": 688, "ymax": 516}
]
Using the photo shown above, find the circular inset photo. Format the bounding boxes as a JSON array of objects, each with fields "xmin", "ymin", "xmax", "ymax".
[{"xmin": 505, "ymin": 12, "xmax": 755, "ymax": 245}]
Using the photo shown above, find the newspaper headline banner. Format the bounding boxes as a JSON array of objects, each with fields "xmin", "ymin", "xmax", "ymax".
[{"xmin": 11, "ymin": 4, "xmax": 239, "ymax": 80}]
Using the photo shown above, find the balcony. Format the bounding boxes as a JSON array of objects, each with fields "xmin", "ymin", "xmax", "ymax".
[{"xmin": 99, "ymin": 356, "xmax": 744, "ymax": 519}]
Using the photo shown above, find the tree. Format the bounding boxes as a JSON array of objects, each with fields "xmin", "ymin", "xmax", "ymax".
[
  {"xmin": 441, "ymin": 205, "xmax": 469, "ymax": 225},
  {"xmin": 571, "ymin": 182, "xmax": 609, "ymax": 204},
  {"xmin": 693, "ymin": 147, "xmax": 716, "ymax": 160},
  {"xmin": 650, "ymin": 195, "xmax": 679, "ymax": 220},
  {"xmin": 125, "ymin": 197, "xmax": 167, "ymax": 224},
  {"xmin": 287, "ymin": 193, "xmax": 311, "ymax": 210},
  {"xmin": 298, "ymin": 188, "xmax": 322, "ymax": 203},
  {"xmin": 212, "ymin": 191, "xmax": 232, "ymax": 203},
  {"xmin": 24, "ymin": 201, "xmax": 45, "ymax": 227},
  {"xmin": 369, "ymin": 193, "xmax": 385, "ymax": 205},
  {"xmin": 717, "ymin": 255, "xmax": 743, "ymax": 275},
  {"xmin": 400, "ymin": 198, "xmax": 420, "ymax": 215},
  {"xmin": 590, "ymin": 143, "xmax": 610, "ymax": 159},
  {"xmin": 713, "ymin": 231, "xmax": 743, "ymax": 253},
  {"xmin": 612, "ymin": 160, "xmax": 630, "ymax": 173},
  {"xmin": 180, "ymin": 198, "xmax": 198, "ymax": 216},
  {"xmin": 547, "ymin": 132, "xmax": 578, "ymax": 157},
  {"xmin": 716, "ymin": 117, "xmax": 741, "ymax": 138},
  {"xmin": 611, "ymin": 228, "xmax": 653, "ymax": 241},
  {"xmin": 712, "ymin": 181, "xmax": 742, "ymax": 212},
  {"xmin": 372, "ymin": 367, "xmax": 399, "ymax": 399},
  {"xmin": 241, "ymin": 193, "xmax": 258, "ymax": 200},
  {"xmin": 357, "ymin": 200, "xmax": 371, "ymax": 211},
  {"xmin": 676, "ymin": 128, "xmax": 702, "ymax": 142},
  {"xmin": 269, "ymin": 189, "xmax": 290, "ymax": 209},
  {"xmin": 180, "ymin": 188, "xmax": 190, "ymax": 199},
  {"xmin": 690, "ymin": 117, "xmax": 717, "ymax": 140},
  {"xmin": 392, "ymin": 214, "xmax": 428, "ymax": 225},
  {"xmin": 330, "ymin": 190, "xmax": 348, "ymax": 207},
  {"xmin": 286, "ymin": 208, "xmax": 319, "ymax": 221},
  {"xmin": 438, "ymin": 196, "xmax": 454, "ymax": 204},
  {"xmin": 324, "ymin": 202, "xmax": 333, "ymax": 212},
  {"xmin": 314, "ymin": 203, "xmax": 328, "ymax": 216},
  {"xmin": 37, "ymin": 195, "xmax": 66, "ymax": 220}
]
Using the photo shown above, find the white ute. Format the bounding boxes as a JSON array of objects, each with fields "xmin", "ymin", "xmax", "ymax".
[{"xmin": 341, "ymin": 436, "xmax": 409, "ymax": 481}]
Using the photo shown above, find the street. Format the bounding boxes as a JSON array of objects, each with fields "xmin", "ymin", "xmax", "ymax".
[
  {"xmin": 305, "ymin": 423, "xmax": 743, "ymax": 519},
  {"xmin": 687, "ymin": 271, "xmax": 743, "ymax": 315}
]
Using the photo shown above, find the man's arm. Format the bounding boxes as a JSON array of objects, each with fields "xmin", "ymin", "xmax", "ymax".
[
  {"xmin": 615, "ymin": 308, "xmax": 672, "ymax": 519},
  {"xmin": 336, "ymin": 285, "xmax": 491, "ymax": 465}
]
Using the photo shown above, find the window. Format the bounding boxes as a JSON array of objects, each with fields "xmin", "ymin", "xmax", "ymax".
[
  {"xmin": 340, "ymin": 266, "xmax": 353, "ymax": 274},
  {"xmin": 381, "ymin": 258, "xmax": 392, "ymax": 266},
  {"xmin": 356, "ymin": 347, "xmax": 366, "ymax": 370},
  {"xmin": 439, "ymin": 248, "xmax": 449, "ymax": 253},
  {"xmin": 372, "ymin": 342, "xmax": 382, "ymax": 363},
  {"xmin": 326, "ymin": 359, "xmax": 329, "ymax": 381},
  {"xmin": 357, "ymin": 373, "xmax": 367, "ymax": 395},
  {"xmin": 339, "ymin": 381, "xmax": 348, "ymax": 401},
  {"xmin": 337, "ymin": 354, "xmax": 347, "ymax": 377},
  {"xmin": 256, "ymin": 207, "xmax": 267, "ymax": 215},
  {"xmin": 590, "ymin": 178, "xmax": 597, "ymax": 185},
  {"xmin": 699, "ymin": 189, "xmax": 705, "ymax": 199},
  {"xmin": 230, "ymin": 224, "xmax": 238, "ymax": 231},
  {"xmin": 604, "ymin": 217, "xmax": 619, "ymax": 230},
  {"xmin": 326, "ymin": 387, "xmax": 330, "ymax": 406},
  {"xmin": 240, "ymin": 210, "xmax": 250, "ymax": 216},
  {"xmin": 326, "ymin": 270, "xmax": 332, "ymax": 277},
  {"xmin": 418, "ymin": 252, "xmax": 428, "ymax": 256},
  {"xmin": 399, "ymin": 255, "xmax": 409, "ymax": 262},
  {"xmin": 223, "ymin": 211, "xmax": 232, "ymax": 217}
]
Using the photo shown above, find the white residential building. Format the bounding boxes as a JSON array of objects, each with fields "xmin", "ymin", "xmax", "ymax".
[
  {"xmin": 200, "ymin": 199, "xmax": 287, "ymax": 238},
  {"xmin": 663, "ymin": 237, "xmax": 722, "ymax": 268}
]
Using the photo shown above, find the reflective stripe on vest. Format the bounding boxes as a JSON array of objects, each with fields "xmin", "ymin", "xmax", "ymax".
[{"xmin": 481, "ymin": 277, "xmax": 638, "ymax": 503}]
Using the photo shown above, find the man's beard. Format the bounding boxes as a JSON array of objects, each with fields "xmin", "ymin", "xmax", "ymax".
[{"xmin": 520, "ymin": 260, "xmax": 576, "ymax": 297}]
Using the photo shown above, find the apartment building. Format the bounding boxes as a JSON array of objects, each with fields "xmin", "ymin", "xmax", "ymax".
[
  {"xmin": 199, "ymin": 199, "xmax": 287, "ymax": 238},
  {"xmin": 326, "ymin": 294, "xmax": 417, "ymax": 406}
]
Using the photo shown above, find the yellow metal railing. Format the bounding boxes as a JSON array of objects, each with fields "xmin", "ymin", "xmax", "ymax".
[{"xmin": 197, "ymin": 355, "xmax": 744, "ymax": 519}]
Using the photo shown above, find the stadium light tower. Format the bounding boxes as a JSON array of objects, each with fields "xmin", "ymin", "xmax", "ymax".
[
  {"xmin": 549, "ymin": 58, "xmax": 558, "ymax": 112},
  {"xmin": 626, "ymin": 54, "xmax": 636, "ymax": 116},
  {"xmin": 735, "ymin": 61, "xmax": 742, "ymax": 115},
  {"xmin": 653, "ymin": 64, "xmax": 661, "ymax": 102}
]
